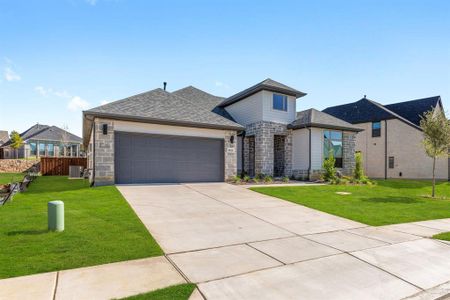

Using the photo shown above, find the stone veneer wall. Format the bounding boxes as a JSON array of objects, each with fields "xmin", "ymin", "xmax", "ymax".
[
  {"xmin": 224, "ymin": 130, "xmax": 238, "ymax": 180},
  {"xmin": 243, "ymin": 121, "xmax": 292, "ymax": 177},
  {"xmin": 0, "ymin": 159, "xmax": 40, "ymax": 173},
  {"xmin": 342, "ymin": 132, "xmax": 356, "ymax": 176},
  {"xmin": 92, "ymin": 118, "xmax": 115, "ymax": 186}
]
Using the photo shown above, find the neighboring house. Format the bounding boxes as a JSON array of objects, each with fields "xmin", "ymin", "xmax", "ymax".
[
  {"xmin": 0, "ymin": 131, "xmax": 8, "ymax": 146},
  {"xmin": 323, "ymin": 96, "xmax": 447, "ymax": 180},
  {"xmin": 0, "ymin": 124, "xmax": 83, "ymax": 159},
  {"xmin": 83, "ymin": 79, "xmax": 361, "ymax": 185}
]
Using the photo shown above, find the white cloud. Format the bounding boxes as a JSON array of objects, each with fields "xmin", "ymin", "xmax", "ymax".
[
  {"xmin": 34, "ymin": 86, "xmax": 70, "ymax": 98},
  {"xmin": 100, "ymin": 100, "xmax": 110, "ymax": 105},
  {"xmin": 85, "ymin": 0, "xmax": 97, "ymax": 5},
  {"xmin": 4, "ymin": 67, "xmax": 21, "ymax": 81},
  {"xmin": 34, "ymin": 86, "xmax": 48, "ymax": 96},
  {"xmin": 215, "ymin": 81, "xmax": 230, "ymax": 89},
  {"xmin": 68, "ymin": 96, "xmax": 90, "ymax": 111},
  {"xmin": 35, "ymin": 85, "xmax": 90, "ymax": 111}
]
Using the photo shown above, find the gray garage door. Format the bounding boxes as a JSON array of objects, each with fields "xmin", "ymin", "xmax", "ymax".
[{"xmin": 115, "ymin": 132, "xmax": 224, "ymax": 184}]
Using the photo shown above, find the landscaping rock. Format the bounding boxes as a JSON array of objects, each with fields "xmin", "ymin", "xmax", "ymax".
[{"xmin": 0, "ymin": 159, "xmax": 39, "ymax": 173}]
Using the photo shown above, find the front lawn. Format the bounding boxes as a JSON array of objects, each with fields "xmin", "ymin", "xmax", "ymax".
[
  {"xmin": 119, "ymin": 284, "xmax": 196, "ymax": 300},
  {"xmin": 433, "ymin": 232, "xmax": 450, "ymax": 241},
  {"xmin": 0, "ymin": 172, "xmax": 24, "ymax": 185},
  {"xmin": 0, "ymin": 176, "xmax": 162, "ymax": 279},
  {"xmin": 251, "ymin": 180, "xmax": 450, "ymax": 226}
]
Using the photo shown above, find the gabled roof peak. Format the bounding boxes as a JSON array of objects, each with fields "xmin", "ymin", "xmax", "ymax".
[{"xmin": 218, "ymin": 78, "xmax": 306, "ymax": 107}]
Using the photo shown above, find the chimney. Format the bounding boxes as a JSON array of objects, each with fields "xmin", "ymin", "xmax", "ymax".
[{"xmin": 163, "ymin": 82, "xmax": 167, "ymax": 91}]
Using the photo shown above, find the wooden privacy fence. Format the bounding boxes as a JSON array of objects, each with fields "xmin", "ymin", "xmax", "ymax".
[{"xmin": 40, "ymin": 157, "xmax": 87, "ymax": 176}]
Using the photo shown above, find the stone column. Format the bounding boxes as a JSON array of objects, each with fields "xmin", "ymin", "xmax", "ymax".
[
  {"xmin": 284, "ymin": 130, "xmax": 293, "ymax": 177},
  {"xmin": 343, "ymin": 132, "xmax": 356, "ymax": 176},
  {"xmin": 224, "ymin": 131, "xmax": 237, "ymax": 180},
  {"xmin": 94, "ymin": 119, "xmax": 115, "ymax": 186}
]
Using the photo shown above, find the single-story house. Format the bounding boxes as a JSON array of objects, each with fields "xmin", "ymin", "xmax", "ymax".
[
  {"xmin": 0, "ymin": 124, "xmax": 83, "ymax": 159},
  {"xmin": 323, "ymin": 96, "xmax": 447, "ymax": 180},
  {"xmin": 83, "ymin": 79, "xmax": 361, "ymax": 185}
]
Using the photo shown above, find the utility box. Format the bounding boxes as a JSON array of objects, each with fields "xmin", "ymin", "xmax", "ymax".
[
  {"xmin": 48, "ymin": 200, "xmax": 64, "ymax": 231},
  {"xmin": 69, "ymin": 166, "xmax": 84, "ymax": 178}
]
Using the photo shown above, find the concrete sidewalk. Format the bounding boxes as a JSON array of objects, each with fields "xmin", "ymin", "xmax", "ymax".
[{"xmin": 0, "ymin": 256, "xmax": 186, "ymax": 300}]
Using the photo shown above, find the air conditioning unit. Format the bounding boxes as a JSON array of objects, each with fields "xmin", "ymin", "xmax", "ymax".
[{"xmin": 69, "ymin": 166, "xmax": 84, "ymax": 179}]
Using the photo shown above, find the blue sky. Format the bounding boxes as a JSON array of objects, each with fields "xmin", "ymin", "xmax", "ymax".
[{"xmin": 0, "ymin": 0, "xmax": 449, "ymax": 137}]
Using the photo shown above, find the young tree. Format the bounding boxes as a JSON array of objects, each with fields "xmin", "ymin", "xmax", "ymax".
[
  {"xmin": 322, "ymin": 150, "xmax": 336, "ymax": 182},
  {"xmin": 9, "ymin": 131, "xmax": 23, "ymax": 159},
  {"xmin": 60, "ymin": 124, "xmax": 70, "ymax": 157},
  {"xmin": 420, "ymin": 108, "xmax": 450, "ymax": 197},
  {"xmin": 353, "ymin": 152, "xmax": 366, "ymax": 180}
]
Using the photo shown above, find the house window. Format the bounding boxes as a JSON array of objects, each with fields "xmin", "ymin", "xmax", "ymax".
[
  {"xmin": 47, "ymin": 144, "xmax": 54, "ymax": 157},
  {"xmin": 59, "ymin": 143, "xmax": 65, "ymax": 156},
  {"xmin": 372, "ymin": 121, "xmax": 381, "ymax": 137},
  {"xmin": 273, "ymin": 94, "xmax": 288, "ymax": 111},
  {"xmin": 389, "ymin": 156, "xmax": 394, "ymax": 169},
  {"xmin": 30, "ymin": 142, "xmax": 37, "ymax": 156},
  {"xmin": 323, "ymin": 130, "xmax": 343, "ymax": 168},
  {"xmin": 39, "ymin": 143, "xmax": 46, "ymax": 156}
]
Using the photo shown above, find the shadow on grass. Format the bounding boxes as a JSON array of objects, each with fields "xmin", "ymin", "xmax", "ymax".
[
  {"xmin": 6, "ymin": 229, "xmax": 49, "ymax": 236},
  {"xmin": 362, "ymin": 197, "xmax": 420, "ymax": 204},
  {"xmin": 24, "ymin": 178, "xmax": 91, "ymax": 195}
]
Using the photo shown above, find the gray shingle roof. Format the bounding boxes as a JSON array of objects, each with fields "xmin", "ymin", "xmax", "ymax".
[
  {"xmin": 1, "ymin": 124, "xmax": 82, "ymax": 147},
  {"xmin": 384, "ymin": 96, "xmax": 442, "ymax": 126},
  {"xmin": 172, "ymin": 86, "xmax": 236, "ymax": 121},
  {"xmin": 218, "ymin": 78, "xmax": 306, "ymax": 107},
  {"xmin": 288, "ymin": 109, "xmax": 363, "ymax": 132},
  {"xmin": 0, "ymin": 131, "xmax": 8, "ymax": 146},
  {"xmin": 322, "ymin": 96, "xmax": 435, "ymax": 130},
  {"xmin": 84, "ymin": 88, "xmax": 244, "ymax": 131}
]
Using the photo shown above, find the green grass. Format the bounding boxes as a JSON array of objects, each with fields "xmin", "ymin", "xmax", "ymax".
[
  {"xmin": 0, "ymin": 176, "xmax": 163, "ymax": 279},
  {"xmin": 0, "ymin": 172, "xmax": 24, "ymax": 184},
  {"xmin": 118, "ymin": 284, "xmax": 196, "ymax": 300},
  {"xmin": 433, "ymin": 232, "xmax": 450, "ymax": 241},
  {"xmin": 251, "ymin": 180, "xmax": 450, "ymax": 226}
]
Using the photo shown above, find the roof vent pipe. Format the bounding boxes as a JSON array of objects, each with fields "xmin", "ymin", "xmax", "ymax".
[{"xmin": 163, "ymin": 82, "xmax": 167, "ymax": 91}]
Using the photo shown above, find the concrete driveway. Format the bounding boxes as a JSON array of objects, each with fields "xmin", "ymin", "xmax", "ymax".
[{"xmin": 117, "ymin": 183, "xmax": 450, "ymax": 300}]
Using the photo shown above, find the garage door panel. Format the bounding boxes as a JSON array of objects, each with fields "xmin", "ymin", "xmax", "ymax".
[{"xmin": 114, "ymin": 132, "xmax": 224, "ymax": 184}]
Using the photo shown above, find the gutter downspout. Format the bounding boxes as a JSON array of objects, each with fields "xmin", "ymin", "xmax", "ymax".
[
  {"xmin": 240, "ymin": 130, "xmax": 246, "ymax": 176},
  {"xmin": 91, "ymin": 120, "xmax": 96, "ymax": 187},
  {"xmin": 307, "ymin": 127, "xmax": 312, "ymax": 181},
  {"xmin": 384, "ymin": 120, "xmax": 388, "ymax": 180}
]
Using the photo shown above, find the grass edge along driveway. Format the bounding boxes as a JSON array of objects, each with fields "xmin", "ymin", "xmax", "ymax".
[
  {"xmin": 0, "ymin": 176, "xmax": 162, "ymax": 279},
  {"xmin": 251, "ymin": 180, "xmax": 450, "ymax": 226},
  {"xmin": 433, "ymin": 232, "xmax": 450, "ymax": 241},
  {"xmin": 119, "ymin": 284, "xmax": 196, "ymax": 300}
]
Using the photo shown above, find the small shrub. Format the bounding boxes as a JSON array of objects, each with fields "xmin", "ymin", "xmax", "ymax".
[
  {"xmin": 243, "ymin": 175, "xmax": 251, "ymax": 183},
  {"xmin": 282, "ymin": 176, "xmax": 290, "ymax": 183},
  {"xmin": 256, "ymin": 173, "xmax": 265, "ymax": 180},
  {"xmin": 322, "ymin": 151, "xmax": 337, "ymax": 182},
  {"xmin": 263, "ymin": 175, "xmax": 273, "ymax": 183},
  {"xmin": 252, "ymin": 177, "xmax": 260, "ymax": 184},
  {"xmin": 231, "ymin": 175, "xmax": 242, "ymax": 184}
]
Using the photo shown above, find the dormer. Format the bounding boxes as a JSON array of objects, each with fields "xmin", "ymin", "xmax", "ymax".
[{"xmin": 219, "ymin": 79, "xmax": 306, "ymax": 126}]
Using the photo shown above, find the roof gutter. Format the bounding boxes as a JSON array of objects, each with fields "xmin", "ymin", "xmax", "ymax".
[
  {"xmin": 287, "ymin": 123, "xmax": 363, "ymax": 132},
  {"xmin": 83, "ymin": 111, "xmax": 245, "ymax": 132}
]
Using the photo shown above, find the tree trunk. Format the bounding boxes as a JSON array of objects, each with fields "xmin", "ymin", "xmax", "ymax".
[{"xmin": 432, "ymin": 156, "xmax": 436, "ymax": 198}]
